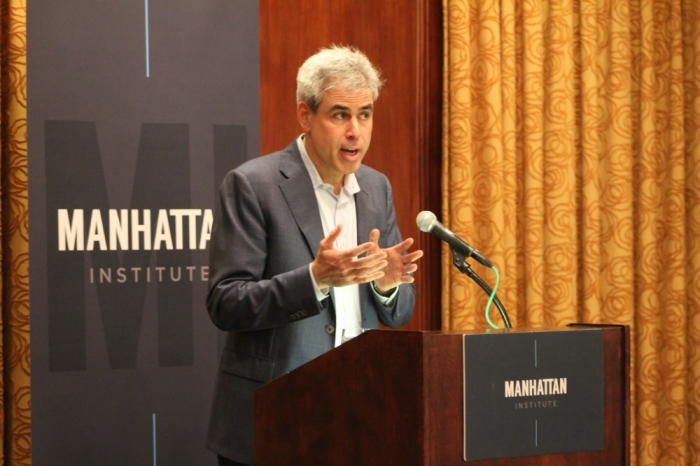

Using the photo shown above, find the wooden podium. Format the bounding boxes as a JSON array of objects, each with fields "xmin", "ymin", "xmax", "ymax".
[{"xmin": 254, "ymin": 325, "xmax": 629, "ymax": 465}]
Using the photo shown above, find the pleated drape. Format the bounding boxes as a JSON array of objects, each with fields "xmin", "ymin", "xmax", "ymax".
[
  {"xmin": 443, "ymin": 0, "xmax": 700, "ymax": 463},
  {"xmin": 0, "ymin": 0, "xmax": 30, "ymax": 464}
]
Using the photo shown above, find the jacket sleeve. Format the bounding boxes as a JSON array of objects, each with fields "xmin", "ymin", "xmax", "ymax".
[{"xmin": 206, "ymin": 169, "xmax": 327, "ymax": 331}]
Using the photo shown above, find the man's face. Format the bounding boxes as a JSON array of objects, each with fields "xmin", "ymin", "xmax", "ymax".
[{"xmin": 297, "ymin": 86, "xmax": 374, "ymax": 190}]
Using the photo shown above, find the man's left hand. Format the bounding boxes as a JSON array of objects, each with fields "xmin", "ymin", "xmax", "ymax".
[{"xmin": 368, "ymin": 229, "xmax": 423, "ymax": 294}]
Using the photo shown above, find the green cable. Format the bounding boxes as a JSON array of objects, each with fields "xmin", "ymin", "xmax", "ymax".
[{"xmin": 485, "ymin": 265, "xmax": 500, "ymax": 329}]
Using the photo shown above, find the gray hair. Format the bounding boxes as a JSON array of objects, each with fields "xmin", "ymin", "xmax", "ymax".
[{"xmin": 296, "ymin": 45, "xmax": 384, "ymax": 112}]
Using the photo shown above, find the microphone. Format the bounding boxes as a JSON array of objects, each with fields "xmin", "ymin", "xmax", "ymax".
[{"xmin": 416, "ymin": 211, "xmax": 493, "ymax": 268}]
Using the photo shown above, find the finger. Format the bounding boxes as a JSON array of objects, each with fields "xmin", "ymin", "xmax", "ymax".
[
  {"xmin": 353, "ymin": 271, "xmax": 385, "ymax": 284},
  {"xmin": 352, "ymin": 259, "xmax": 388, "ymax": 276},
  {"xmin": 326, "ymin": 252, "xmax": 387, "ymax": 280},
  {"xmin": 345, "ymin": 241, "xmax": 382, "ymax": 259},
  {"xmin": 357, "ymin": 246, "xmax": 387, "ymax": 259},
  {"xmin": 387, "ymin": 237, "xmax": 414, "ymax": 254},
  {"xmin": 336, "ymin": 262, "xmax": 387, "ymax": 287},
  {"xmin": 402, "ymin": 249, "xmax": 424, "ymax": 263},
  {"xmin": 357, "ymin": 232, "xmax": 380, "ymax": 258},
  {"xmin": 319, "ymin": 224, "xmax": 343, "ymax": 249},
  {"xmin": 337, "ymin": 255, "xmax": 387, "ymax": 280}
]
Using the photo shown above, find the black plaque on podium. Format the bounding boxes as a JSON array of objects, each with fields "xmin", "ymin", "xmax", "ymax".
[{"xmin": 463, "ymin": 329, "xmax": 604, "ymax": 461}]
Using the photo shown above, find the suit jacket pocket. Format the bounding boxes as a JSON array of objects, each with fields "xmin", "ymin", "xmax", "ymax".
[{"xmin": 220, "ymin": 349, "xmax": 276, "ymax": 383}]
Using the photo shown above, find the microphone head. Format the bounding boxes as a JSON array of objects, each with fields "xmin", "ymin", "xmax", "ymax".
[{"xmin": 416, "ymin": 211, "xmax": 437, "ymax": 232}]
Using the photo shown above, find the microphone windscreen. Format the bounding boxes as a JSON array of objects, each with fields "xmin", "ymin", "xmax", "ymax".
[{"xmin": 416, "ymin": 211, "xmax": 437, "ymax": 232}]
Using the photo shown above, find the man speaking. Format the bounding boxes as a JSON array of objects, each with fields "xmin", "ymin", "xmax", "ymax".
[{"xmin": 206, "ymin": 45, "xmax": 423, "ymax": 466}]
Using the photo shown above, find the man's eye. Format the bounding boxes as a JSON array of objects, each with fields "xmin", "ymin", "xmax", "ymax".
[{"xmin": 334, "ymin": 113, "xmax": 345, "ymax": 119}]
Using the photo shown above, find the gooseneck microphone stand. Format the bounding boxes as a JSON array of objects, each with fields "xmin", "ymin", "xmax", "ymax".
[{"xmin": 451, "ymin": 248, "xmax": 512, "ymax": 329}]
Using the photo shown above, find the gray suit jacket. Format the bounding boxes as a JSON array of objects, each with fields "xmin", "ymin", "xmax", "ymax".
[{"xmin": 206, "ymin": 141, "xmax": 416, "ymax": 464}]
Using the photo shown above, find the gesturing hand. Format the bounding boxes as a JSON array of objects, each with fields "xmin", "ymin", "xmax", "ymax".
[
  {"xmin": 311, "ymin": 225, "xmax": 389, "ymax": 290},
  {"xmin": 367, "ymin": 229, "xmax": 424, "ymax": 294}
]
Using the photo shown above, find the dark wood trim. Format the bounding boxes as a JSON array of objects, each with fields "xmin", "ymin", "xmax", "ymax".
[{"xmin": 414, "ymin": 0, "xmax": 443, "ymax": 330}]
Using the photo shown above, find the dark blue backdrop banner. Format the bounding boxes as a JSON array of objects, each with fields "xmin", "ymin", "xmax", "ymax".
[{"xmin": 27, "ymin": 1, "xmax": 260, "ymax": 464}]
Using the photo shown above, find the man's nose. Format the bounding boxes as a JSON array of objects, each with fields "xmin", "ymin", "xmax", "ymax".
[{"xmin": 345, "ymin": 117, "xmax": 360, "ymax": 138}]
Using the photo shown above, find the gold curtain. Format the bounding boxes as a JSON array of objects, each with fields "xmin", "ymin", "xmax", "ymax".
[
  {"xmin": 444, "ymin": 0, "xmax": 700, "ymax": 463},
  {"xmin": 1, "ymin": 0, "xmax": 30, "ymax": 464}
]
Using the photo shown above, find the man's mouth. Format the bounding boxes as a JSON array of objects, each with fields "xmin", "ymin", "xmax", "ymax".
[{"xmin": 341, "ymin": 148, "xmax": 359, "ymax": 156}]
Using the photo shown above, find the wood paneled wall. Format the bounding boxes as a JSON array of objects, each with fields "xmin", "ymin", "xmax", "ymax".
[{"xmin": 259, "ymin": 0, "xmax": 443, "ymax": 330}]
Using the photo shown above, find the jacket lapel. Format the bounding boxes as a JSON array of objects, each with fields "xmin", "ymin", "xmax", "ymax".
[
  {"xmin": 278, "ymin": 143, "xmax": 324, "ymax": 258},
  {"xmin": 354, "ymin": 168, "xmax": 380, "ymax": 323},
  {"xmin": 354, "ymin": 169, "xmax": 376, "ymax": 247}
]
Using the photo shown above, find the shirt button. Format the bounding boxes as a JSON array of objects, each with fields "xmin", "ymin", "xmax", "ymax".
[{"xmin": 325, "ymin": 325, "xmax": 335, "ymax": 334}]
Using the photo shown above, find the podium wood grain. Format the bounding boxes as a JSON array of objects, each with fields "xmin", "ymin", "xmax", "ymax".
[{"xmin": 255, "ymin": 326, "xmax": 630, "ymax": 465}]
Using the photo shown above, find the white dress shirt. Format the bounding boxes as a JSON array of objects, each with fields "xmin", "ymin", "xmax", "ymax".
[{"xmin": 296, "ymin": 136, "xmax": 395, "ymax": 346}]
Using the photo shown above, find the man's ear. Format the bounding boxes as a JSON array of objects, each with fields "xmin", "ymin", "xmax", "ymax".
[{"xmin": 297, "ymin": 101, "xmax": 312, "ymax": 132}]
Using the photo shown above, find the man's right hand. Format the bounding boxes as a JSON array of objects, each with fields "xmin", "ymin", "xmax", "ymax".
[{"xmin": 311, "ymin": 225, "xmax": 388, "ymax": 289}]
